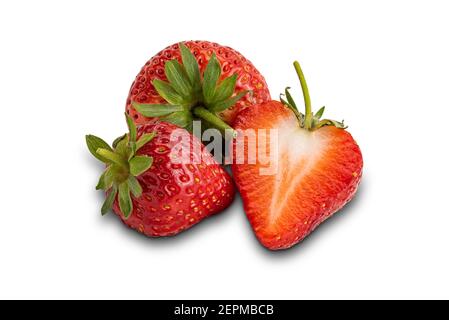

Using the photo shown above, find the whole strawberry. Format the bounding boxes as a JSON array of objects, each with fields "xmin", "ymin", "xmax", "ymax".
[
  {"xmin": 232, "ymin": 61, "xmax": 363, "ymax": 250},
  {"xmin": 86, "ymin": 116, "xmax": 235, "ymax": 236},
  {"xmin": 128, "ymin": 41, "xmax": 271, "ymax": 132}
]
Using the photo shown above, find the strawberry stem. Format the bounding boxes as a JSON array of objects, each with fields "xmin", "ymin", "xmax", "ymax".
[
  {"xmin": 293, "ymin": 61, "xmax": 313, "ymax": 130},
  {"xmin": 193, "ymin": 106, "xmax": 235, "ymax": 134},
  {"xmin": 280, "ymin": 61, "xmax": 347, "ymax": 131}
]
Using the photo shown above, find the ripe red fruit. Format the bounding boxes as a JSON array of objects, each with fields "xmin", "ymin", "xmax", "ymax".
[
  {"xmin": 232, "ymin": 61, "xmax": 363, "ymax": 250},
  {"xmin": 86, "ymin": 116, "xmax": 235, "ymax": 237},
  {"xmin": 127, "ymin": 40, "xmax": 270, "ymax": 132}
]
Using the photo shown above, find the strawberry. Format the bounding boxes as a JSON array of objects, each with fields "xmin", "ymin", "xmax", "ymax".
[
  {"xmin": 128, "ymin": 41, "xmax": 270, "ymax": 133},
  {"xmin": 231, "ymin": 61, "xmax": 363, "ymax": 250},
  {"xmin": 86, "ymin": 116, "xmax": 235, "ymax": 237}
]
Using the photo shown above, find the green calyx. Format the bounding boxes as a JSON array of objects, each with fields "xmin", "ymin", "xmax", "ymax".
[
  {"xmin": 132, "ymin": 43, "xmax": 248, "ymax": 134},
  {"xmin": 280, "ymin": 61, "xmax": 346, "ymax": 131},
  {"xmin": 85, "ymin": 114, "xmax": 156, "ymax": 218}
]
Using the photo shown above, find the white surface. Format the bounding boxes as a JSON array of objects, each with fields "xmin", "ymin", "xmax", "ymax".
[{"xmin": 1, "ymin": 0, "xmax": 448, "ymax": 300}]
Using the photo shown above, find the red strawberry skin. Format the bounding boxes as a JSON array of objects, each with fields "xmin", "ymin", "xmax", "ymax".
[
  {"xmin": 112, "ymin": 121, "xmax": 235, "ymax": 237},
  {"xmin": 126, "ymin": 40, "xmax": 271, "ymax": 125},
  {"xmin": 231, "ymin": 101, "xmax": 363, "ymax": 250}
]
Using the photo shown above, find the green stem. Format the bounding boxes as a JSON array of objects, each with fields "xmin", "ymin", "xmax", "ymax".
[
  {"xmin": 293, "ymin": 61, "xmax": 313, "ymax": 130},
  {"xmin": 193, "ymin": 106, "xmax": 235, "ymax": 135}
]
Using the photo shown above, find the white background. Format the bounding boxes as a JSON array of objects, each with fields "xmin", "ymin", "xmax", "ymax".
[{"xmin": 1, "ymin": 0, "xmax": 448, "ymax": 300}]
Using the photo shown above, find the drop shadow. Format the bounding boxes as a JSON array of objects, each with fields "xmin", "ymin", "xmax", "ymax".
[
  {"xmin": 96, "ymin": 189, "xmax": 240, "ymax": 248},
  {"xmin": 87, "ymin": 136, "xmax": 368, "ymax": 257},
  {"xmin": 93, "ymin": 178, "xmax": 367, "ymax": 252}
]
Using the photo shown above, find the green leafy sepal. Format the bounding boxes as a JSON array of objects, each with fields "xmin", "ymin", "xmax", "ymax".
[
  {"xmin": 132, "ymin": 43, "xmax": 247, "ymax": 134},
  {"xmin": 85, "ymin": 114, "xmax": 156, "ymax": 218}
]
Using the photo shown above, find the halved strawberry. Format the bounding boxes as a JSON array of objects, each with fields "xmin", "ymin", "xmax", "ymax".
[{"xmin": 232, "ymin": 61, "xmax": 363, "ymax": 250}]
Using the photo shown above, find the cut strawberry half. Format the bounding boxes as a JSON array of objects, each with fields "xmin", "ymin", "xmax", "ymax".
[{"xmin": 232, "ymin": 61, "xmax": 363, "ymax": 250}]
